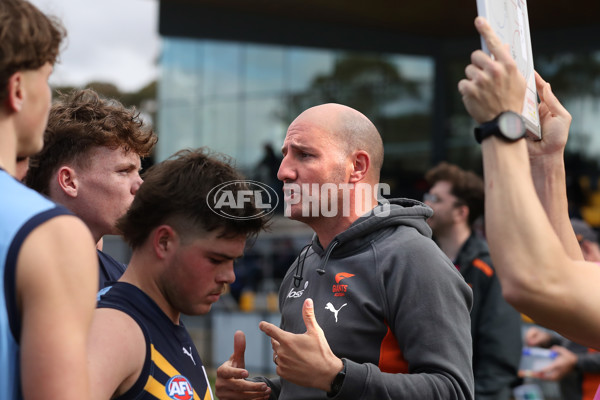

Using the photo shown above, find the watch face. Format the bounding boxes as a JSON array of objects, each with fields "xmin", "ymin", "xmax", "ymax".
[{"xmin": 498, "ymin": 111, "xmax": 526, "ymax": 140}]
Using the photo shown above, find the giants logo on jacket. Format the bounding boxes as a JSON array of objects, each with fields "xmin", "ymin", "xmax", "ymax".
[
  {"xmin": 166, "ymin": 375, "xmax": 194, "ymax": 400},
  {"xmin": 332, "ymin": 272, "xmax": 354, "ymax": 297}
]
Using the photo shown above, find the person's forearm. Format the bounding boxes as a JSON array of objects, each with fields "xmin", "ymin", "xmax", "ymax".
[
  {"xmin": 530, "ymin": 151, "xmax": 583, "ymax": 261},
  {"xmin": 481, "ymin": 137, "xmax": 571, "ymax": 321},
  {"xmin": 460, "ymin": 16, "xmax": 600, "ymax": 348},
  {"xmin": 483, "ymin": 139, "xmax": 600, "ymax": 346}
]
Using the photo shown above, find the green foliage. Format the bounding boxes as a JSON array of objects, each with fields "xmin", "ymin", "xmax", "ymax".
[
  {"xmin": 285, "ymin": 53, "xmax": 424, "ymax": 120},
  {"xmin": 536, "ymin": 53, "xmax": 600, "ymax": 97},
  {"xmin": 52, "ymin": 80, "xmax": 157, "ymax": 110}
]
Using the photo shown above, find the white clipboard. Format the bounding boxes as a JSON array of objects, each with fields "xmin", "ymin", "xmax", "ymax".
[{"xmin": 476, "ymin": 0, "xmax": 542, "ymax": 139}]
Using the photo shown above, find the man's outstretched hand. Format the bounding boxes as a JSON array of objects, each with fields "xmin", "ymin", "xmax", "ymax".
[{"xmin": 259, "ymin": 298, "xmax": 343, "ymax": 392}]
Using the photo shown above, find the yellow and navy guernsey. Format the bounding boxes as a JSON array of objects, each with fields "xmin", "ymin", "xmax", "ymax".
[{"xmin": 97, "ymin": 282, "xmax": 213, "ymax": 400}]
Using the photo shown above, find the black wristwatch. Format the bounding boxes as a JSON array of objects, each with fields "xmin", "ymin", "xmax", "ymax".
[
  {"xmin": 327, "ymin": 359, "xmax": 347, "ymax": 397},
  {"xmin": 474, "ymin": 111, "xmax": 527, "ymax": 143}
]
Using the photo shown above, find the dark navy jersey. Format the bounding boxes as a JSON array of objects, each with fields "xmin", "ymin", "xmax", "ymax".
[
  {"xmin": 97, "ymin": 282, "xmax": 213, "ymax": 400},
  {"xmin": 97, "ymin": 249, "xmax": 126, "ymax": 289}
]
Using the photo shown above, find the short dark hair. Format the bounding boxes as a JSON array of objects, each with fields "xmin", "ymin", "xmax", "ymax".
[
  {"xmin": 425, "ymin": 162, "xmax": 484, "ymax": 226},
  {"xmin": 116, "ymin": 148, "xmax": 268, "ymax": 249},
  {"xmin": 25, "ymin": 89, "xmax": 157, "ymax": 195},
  {"xmin": 0, "ymin": 0, "xmax": 66, "ymax": 102}
]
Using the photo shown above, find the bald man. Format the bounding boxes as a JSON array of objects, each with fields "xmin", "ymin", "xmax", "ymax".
[{"xmin": 216, "ymin": 104, "xmax": 474, "ymax": 400}]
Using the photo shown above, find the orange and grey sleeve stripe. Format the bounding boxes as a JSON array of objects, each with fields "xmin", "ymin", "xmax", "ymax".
[{"xmin": 472, "ymin": 258, "xmax": 493, "ymax": 277}]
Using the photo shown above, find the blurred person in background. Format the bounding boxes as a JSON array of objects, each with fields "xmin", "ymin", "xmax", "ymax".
[{"xmin": 425, "ymin": 162, "xmax": 522, "ymax": 400}]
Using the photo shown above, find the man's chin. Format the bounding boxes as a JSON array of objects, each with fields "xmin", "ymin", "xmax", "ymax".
[
  {"xmin": 284, "ymin": 204, "xmax": 310, "ymax": 219},
  {"xmin": 286, "ymin": 209, "xmax": 321, "ymax": 224}
]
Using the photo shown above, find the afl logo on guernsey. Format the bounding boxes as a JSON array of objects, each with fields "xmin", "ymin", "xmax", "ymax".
[{"xmin": 166, "ymin": 375, "xmax": 194, "ymax": 400}]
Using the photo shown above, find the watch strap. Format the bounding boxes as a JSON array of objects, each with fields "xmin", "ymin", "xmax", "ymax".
[
  {"xmin": 474, "ymin": 111, "xmax": 527, "ymax": 143},
  {"xmin": 327, "ymin": 358, "xmax": 347, "ymax": 397},
  {"xmin": 474, "ymin": 117, "xmax": 499, "ymax": 144}
]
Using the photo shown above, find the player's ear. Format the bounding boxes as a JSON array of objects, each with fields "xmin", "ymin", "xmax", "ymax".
[
  {"xmin": 57, "ymin": 166, "xmax": 78, "ymax": 198},
  {"xmin": 5, "ymin": 72, "xmax": 25, "ymax": 112},
  {"xmin": 153, "ymin": 225, "xmax": 176, "ymax": 259},
  {"xmin": 454, "ymin": 204, "xmax": 469, "ymax": 223}
]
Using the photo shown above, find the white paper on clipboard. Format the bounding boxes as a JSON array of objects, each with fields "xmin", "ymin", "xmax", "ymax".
[{"xmin": 476, "ymin": 0, "xmax": 541, "ymax": 139}]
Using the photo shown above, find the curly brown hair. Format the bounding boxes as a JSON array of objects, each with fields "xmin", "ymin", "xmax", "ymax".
[
  {"xmin": 425, "ymin": 162, "xmax": 484, "ymax": 226},
  {"xmin": 25, "ymin": 89, "xmax": 158, "ymax": 195},
  {"xmin": 116, "ymin": 148, "xmax": 268, "ymax": 249},
  {"xmin": 0, "ymin": 0, "xmax": 66, "ymax": 102}
]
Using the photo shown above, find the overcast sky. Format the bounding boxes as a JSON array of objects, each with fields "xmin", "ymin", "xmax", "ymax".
[{"xmin": 28, "ymin": 0, "xmax": 160, "ymax": 92}]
